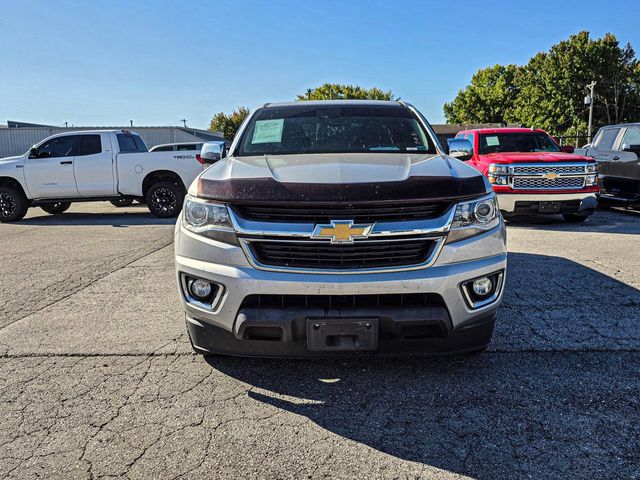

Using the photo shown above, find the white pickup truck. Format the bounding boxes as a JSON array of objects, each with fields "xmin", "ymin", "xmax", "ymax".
[{"xmin": 0, "ymin": 130, "xmax": 212, "ymax": 222}]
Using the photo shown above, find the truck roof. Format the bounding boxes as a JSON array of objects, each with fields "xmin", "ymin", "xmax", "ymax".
[
  {"xmin": 263, "ymin": 100, "xmax": 403, "ymax": 108},
  {"xmin": 459, "ymin": 127, "xmax": 548, "ymax": 135}
]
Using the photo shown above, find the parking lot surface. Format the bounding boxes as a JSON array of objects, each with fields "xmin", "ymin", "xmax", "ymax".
[{"xmin": 1, "ymin": 203, "xmax": 639, "ymax": 479}]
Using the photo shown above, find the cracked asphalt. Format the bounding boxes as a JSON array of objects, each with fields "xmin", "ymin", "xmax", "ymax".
[{"xmin": 1, "ymin": 202, "xmax": 639, "ymax": 479}]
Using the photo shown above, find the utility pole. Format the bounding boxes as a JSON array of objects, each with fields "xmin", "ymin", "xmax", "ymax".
[
  {"xmin": 130, "ymin": 120, "xmax": 133, "ymax": 128},
  {"xmin": 307, "ymin": 89, "xmax": 312, "ymax": 100},
  {"xmin": 586, "ymin": 81, "xmax": 596, "ymax": 143},
  {"xmin": 180, "ymin": 119, "xmax": 187, "ymax": 127}
]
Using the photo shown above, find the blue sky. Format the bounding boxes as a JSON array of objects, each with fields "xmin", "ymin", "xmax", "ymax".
[{"xmin": 1, "ymin": 0, "xmax": 639, "ymax": 128}]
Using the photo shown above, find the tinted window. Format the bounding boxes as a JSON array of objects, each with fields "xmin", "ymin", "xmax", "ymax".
[
  {"xmin": 36, "ymin": 135, "xmax": 77, "ymax": 158},
  {"xmin": 620, "ymin": 127, "xmax": 640, "ymax": 149},
  {"xmin": 238, "ymin": 105, "xmax": 436, "ymax": 156},
  {"xmin": 594, "ymin": 128, "xmax": 620, "ymax": 151},
  {"xmin": 151, "ymin": 145, "xmax": 173, "ymax": 152},
  {"xmin": 78, "ymin": 135, "xmax": 102, "ymax": 156},
  {"xmin": 117, "ymin": 133, "xmax": 148, "ymax": 153},
  {"xmin": 478, "ymin": 132, "xmax": 560, "ymax": 154},
  {"xmin": 176, "ymin": 144, "xmax": 200, "ymax": 151}
]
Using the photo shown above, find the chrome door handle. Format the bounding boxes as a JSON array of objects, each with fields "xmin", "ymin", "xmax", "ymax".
[
  {"xmin": 60, "ymin": 160, "xmax": 73, "ymax": 165},
  {"xmin": 612, "ymin": 156, "xmax": 620, "ymax": 160}
]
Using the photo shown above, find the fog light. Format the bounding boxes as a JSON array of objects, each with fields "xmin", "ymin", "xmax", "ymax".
[
  {"xmin": 472, "ymin": 277, "xmax": 493, "ymax": 297},
  {"xmin": 189, "ymin": 279, "xmax": 212, "ymax": 299}
]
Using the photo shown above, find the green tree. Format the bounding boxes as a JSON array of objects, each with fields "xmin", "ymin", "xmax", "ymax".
[
  {"xmin": 208, "ymin": 106, "xmax": 250, "ymax": 141},
  {"xmin": 444, "ymin": 32, "xmax": 640, "ymax": 136},
  {"xmin": 297, "ymin": 83, "xmax": 396, "ymax": 101},
  {"xmin": 443, "ymin": 64, "xmax": 520, "ymax": 124}
]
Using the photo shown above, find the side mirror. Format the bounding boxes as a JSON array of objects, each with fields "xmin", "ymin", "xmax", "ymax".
[
  {"xmin": 446, "ymin": 138, "xmax": 473, "ymax": 161},
  {"xmin": 200, "ymin": 141, "xmax": 226, "ymax": 164},
  {"xmin": 622, "ymin": 143, "xmax": 640, "ymax": 154},
  {"xmin": 29, "ymin": 147, "xmax": 38, "ymax": 158},
  {"xmin": 560, "ymin": 145, "xmax": 575, "ymax": 153}
]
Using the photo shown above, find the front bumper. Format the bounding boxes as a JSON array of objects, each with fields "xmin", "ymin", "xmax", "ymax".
[
  {"xmin": 175, "ymin": 218, "xmax": 507, "ymax": 357},
  {"xmin": 497, "ymin": 192, "xmax": 598, "ymax": 214}
]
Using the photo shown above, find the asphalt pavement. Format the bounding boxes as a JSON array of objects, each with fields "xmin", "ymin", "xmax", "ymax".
[{"xmin": 0, "ymin": 202, "xmax": 638, "ymax": 479}]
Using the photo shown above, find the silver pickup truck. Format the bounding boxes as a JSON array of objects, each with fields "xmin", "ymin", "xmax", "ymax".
[{"xmin": 174, "ymin": 100, "xmax": 507, "ymax": 357}]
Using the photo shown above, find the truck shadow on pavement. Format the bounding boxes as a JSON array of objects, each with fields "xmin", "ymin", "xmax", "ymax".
[
  {"xmin": 505, "ymin": 208, "xmax": 640, "ymax": 235},
  {"xmin": 19, "ymin": 211, "xmax": 176, "ymax": 227},
  {"xmin": 206, "ymin": 253, "xmax": 640, "ymax": 479}
]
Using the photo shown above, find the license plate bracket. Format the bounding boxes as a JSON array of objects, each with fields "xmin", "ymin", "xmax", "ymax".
[
  {"xmin": 538, "ymin": 201, "xmax": 561, "ymax": 213},
  {"xmin": 306, "ymin": 318, "xmax": 378, "ymax": 352}
]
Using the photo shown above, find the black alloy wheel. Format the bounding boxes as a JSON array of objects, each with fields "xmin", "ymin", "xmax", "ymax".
[{"xmin": 146, "ymin": 181, "xmax": 184, "ymax": 218}]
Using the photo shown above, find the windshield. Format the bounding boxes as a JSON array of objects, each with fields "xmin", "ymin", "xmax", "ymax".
[
  {"xmin": 478, "ymin": 132, "xmax": 560, "ymax": 154},
  {"xmin": 237, "ymin": 104, "xmax": 436, "ymax": 156}
]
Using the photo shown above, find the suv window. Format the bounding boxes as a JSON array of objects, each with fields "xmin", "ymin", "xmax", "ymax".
[
  {"xmin": 238, "ymin": 105, "xmax": 436, "ymax": 156},
  {"xmin": 594, "ymin": 128, "xmax": 620, "ymax": 151},
  {"xmin": 117, "ymin": 133, "xmax": 148, "ymax": 153},
  {"xmin": 78, "ymin": 135, "xmax": 102, "ymax": 156},
  {"xmin": 152, "ymin": 145, "xmax": 173, "ymax": 152},
  {"xmin": 35, "ymin": 135, "xmax": 78, "ymax": 158},
  {"xmin": 620, "ymin": 126, "xmax": 640, "ymax": 149}
]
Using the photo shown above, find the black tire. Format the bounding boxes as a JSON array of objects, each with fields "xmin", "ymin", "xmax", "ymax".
[
  {"xmin": 562, "ymin": 213, "xmax": 590, "ymax": 223},
  {"xmin": 146, "ymin": 181, "xmax": 184, "ymax": 218},
  {"xmin": 0, "ymin": 186, "xmax": 29, "ymax": 222},
  {"xmin": 109, "ymin": 198, "xmax": 134, "ymax": 208},
  {"xmin": 40, "ymin": 202, "xmax": 71, "ymax": 215}
]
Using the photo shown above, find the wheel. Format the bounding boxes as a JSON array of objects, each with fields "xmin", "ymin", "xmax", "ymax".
[
  {"xmin": 109, "ymin": 198, "xmax": 134, "ymax": 208},
  {"xmin": 40, "ymin": 202, "xmax": 71, "ymax": 215},
  {"xmin": 562, "ymin": 213, "xmax": 590, "ymax": 222},
  {"xmin": 0, "ymin": 186, "xmax": 28, "ymax": 222},
  {"xmin": 146, "ymin": 181, "xmax": 184, "ymax": 218}
]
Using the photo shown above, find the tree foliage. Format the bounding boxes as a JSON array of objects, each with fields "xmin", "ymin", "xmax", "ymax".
[
  {"xmin": 444, "ymin": 32, "xmax": 640, "ymax": 136},
  {"xmin": 208, "ymin": 106, "xmax": 250, "ymax": 141},
  {"xmin": 297, "ymin": 83, "xmax": 396, "ymax": 101}
]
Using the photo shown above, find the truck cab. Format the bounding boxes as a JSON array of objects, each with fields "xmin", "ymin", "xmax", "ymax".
[
  {"xmin": 576, "ymin": 123, "xmax": 640, "ymax": 206},
  {"xmin": 451, "ymin": 128, "xmax": 599, "ymax": 222}
]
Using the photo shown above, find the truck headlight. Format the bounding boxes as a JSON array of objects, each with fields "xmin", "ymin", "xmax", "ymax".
[
  {"xmin": 183, "ymin": 195, "xmax": 238, "ymax": 245},
  {"xmin": 447, "ymin": 194, "xmax": 500, "ymax": 243},
  {"xmin": 488, "ymin": 163, "xmax": 509, "ymax": 174}
]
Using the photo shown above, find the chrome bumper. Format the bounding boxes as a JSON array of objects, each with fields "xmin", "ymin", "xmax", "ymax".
[{"xmin": 496, "ymin": 192, "xmax": 598, "ymax": 213}]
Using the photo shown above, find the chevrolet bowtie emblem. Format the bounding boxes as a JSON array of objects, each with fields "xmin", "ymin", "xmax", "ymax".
[
  {"xmin": 311, "ymin": 220, "xmax": 374, "ymax": 244},
  {"xmin": 542, "ymin": 172, "xmax": 559, "ymax": 180}
]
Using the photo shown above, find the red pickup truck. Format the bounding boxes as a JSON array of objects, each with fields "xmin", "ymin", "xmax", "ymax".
[{"xmin": 449, "ymin": 128, "xmax": 599, "ymax": 222}]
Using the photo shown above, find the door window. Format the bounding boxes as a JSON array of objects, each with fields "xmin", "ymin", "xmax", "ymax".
[
  {"xmin": 620, "ymin": 127, "xmax": 640, "ymax": 149},
  {"xmin": 35, "ymin": 136, "xmax": 77, "ymax": 158},
  {"xmin": 77, "ymin": 135, "xmax": 102, "ymax": 156},
  {"xmin": 594, "ymin": 128, "xmax": 620, "ymax": 151}
]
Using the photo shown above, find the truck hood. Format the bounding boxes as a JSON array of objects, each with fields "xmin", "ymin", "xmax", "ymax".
[
  {"xmin": 196, "ymin": 153, "xmax": 490, "ymax": 203},
  {"xmin": 479, "ymin": 151, "xmax": 593, "ymax": 163}
]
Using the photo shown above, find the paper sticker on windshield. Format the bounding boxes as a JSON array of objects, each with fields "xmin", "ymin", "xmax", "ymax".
[
  {"xmin": 252, "ymin": 119, "xmax": 284, "ymax": 144},
  {"xmin": 485, "ymin": 136, "xmax": 500, "ymax": 146}
]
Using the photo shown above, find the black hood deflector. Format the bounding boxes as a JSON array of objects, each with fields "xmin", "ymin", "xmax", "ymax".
[{"xmin": 198, "ymin": 176, "xmax": 489, "ymax": 204}]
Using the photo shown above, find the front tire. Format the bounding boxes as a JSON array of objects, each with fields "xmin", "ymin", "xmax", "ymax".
[
  {"xmin": 562, "ymin": 213, "xmax": 590, "ymax": 223},
  {"xmin": 40, "ymin": 202, "xmax": 71, "ymax": 215},
  {"xmin": 110, "ymin": 198, "xmax": 134, "ymax": 208},
  {"xmin": 0, "ymin": 186, "xmax": 28, "ymax": 222},
  {"xmin": 146, "ymin": 181, "xmax": 184, "ymax": 218}
]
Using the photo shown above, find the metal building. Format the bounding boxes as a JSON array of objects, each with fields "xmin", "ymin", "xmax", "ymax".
[{"xmin": 0, "ymin": 121, "xmax": 226, "ymax": 158}]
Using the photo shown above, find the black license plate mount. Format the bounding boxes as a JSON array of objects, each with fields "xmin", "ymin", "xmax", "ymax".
[
  {"xmin": 538, "ymin": 201, "xmax": 561, "ymax": 213},
  {"xmin": 306, "ymin": 318, "xmax": 378, "ymax": 352}
]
